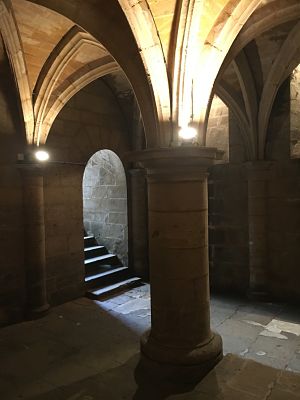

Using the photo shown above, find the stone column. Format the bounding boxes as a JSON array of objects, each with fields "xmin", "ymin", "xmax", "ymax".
[
  {"xmin": 133, "ymin": 147, "xmax": 223, "ymax": 382},
  {"xmin": 19, "ymin": 164, "xmax": 49, "ymax": 319},
  {"xmin": 246, "ymin": 161, "xmax": 273, "ymax": 300},
  {"xmin": 128, "ymin": 168, "xmax": 149, "ymax": 280}
]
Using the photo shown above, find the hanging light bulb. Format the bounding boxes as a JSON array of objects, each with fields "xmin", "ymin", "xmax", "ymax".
[{"xmin": 178, "ymin": 126, "xmax": 197, "ymax": 140}]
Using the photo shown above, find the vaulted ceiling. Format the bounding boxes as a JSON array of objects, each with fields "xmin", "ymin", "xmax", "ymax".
[{"xmin": 0, "ymin": 0, "xmax": 299, "ymax": 159}]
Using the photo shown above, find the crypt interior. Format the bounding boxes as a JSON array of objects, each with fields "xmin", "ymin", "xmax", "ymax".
[{"xmin": 1, "ymin": 0, "xmax": 300, "ymax": 398}]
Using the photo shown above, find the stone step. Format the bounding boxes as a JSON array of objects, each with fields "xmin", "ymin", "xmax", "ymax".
[
  {"xmin": 84, "ymin": 235, "xmax": 96, "ymax": 247},
  {"xmin": 85, "ymin": 258, "xmax": 122, "ymax": 276},
  {"xmin": 86, "ymin": 277, "xmax": 142, "ymax": 299},
  {"xmin": 85, "ymin": 266, "xmax": 127, "ymax": 282},
  {"xmin": 84, "ymin": 245, "xmax": 107, "ymax": 259},
  {"xmin": 85, "ymin": 266, "xmax": 128, "ymax": 289},
  {"xmin": 84, "ymin": 253, "xmax": 119, "ymax": 266},
  {"xmin": 84, "ymin": 254, "xmax": 121, "ymax": 276}
]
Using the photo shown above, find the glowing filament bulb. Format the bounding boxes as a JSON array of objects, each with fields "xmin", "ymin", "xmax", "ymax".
[{"xmin": 179, "ymin": 126, "xmax": 197, "ymax": 140}]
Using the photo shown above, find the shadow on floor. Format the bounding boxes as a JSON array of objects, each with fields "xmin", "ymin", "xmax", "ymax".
[
  {"xmin": 27, "ymin": 354, "xmax": 199, "ymax": 400},
  {"xmin": 2, "ymin": 288, "xmax": 300, "ymax": 399}
]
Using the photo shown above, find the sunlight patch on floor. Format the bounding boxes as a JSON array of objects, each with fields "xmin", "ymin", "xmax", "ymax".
[{"xmin": 244, "ymin": 319, "xmax": 300, "ymax": 340}]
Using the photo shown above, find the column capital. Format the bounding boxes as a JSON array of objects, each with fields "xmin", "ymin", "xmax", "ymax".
[
  {"xmin": 126, "ymin": 147, "xmax": 223, "ymax": 181},
  {"xmin": 128, "ymin": 167, "xmax": 146, "ymax": 177},
  {"xmin": 127, "ymin": 147, "xmax": 223, "ymax": 167}
]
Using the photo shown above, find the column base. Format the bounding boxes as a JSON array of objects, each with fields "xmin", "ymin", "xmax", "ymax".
[
  {"xmin": 140, "ymin": 330, "xmax": 223, "ymax": 383},
  {"xmin": 247, "ymin": 289, "xmax": 270, "ymax": 302},
  {"xmin": 247, "ymin": 286, "xmax": 271, "ymax": 303},
  {"xmin": 25, "ymin": 303, "xmax": 50, "ymax": 320}
]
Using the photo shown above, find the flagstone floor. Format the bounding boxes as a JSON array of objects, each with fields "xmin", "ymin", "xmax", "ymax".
[{"xmin": 1, "ymin": 284, "xmax": 299, "ymax": 399}]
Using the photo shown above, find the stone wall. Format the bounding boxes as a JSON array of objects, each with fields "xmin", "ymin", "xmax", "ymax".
[
  {"xmin": 83, "ymin": 150, "xmax": 128, "ymax": 267},
  {"xmin": 46, "ymin": 78, "xmax": 131, "ymax": 164},
  {"xmin": 208, "ymin": 164, "xmax": 249, "ymax": 294},
  {"xmin": 206, "ymin": 95, "xmax": 229, "ymax": 161},
  {"xmin": 290, "ymin": 65, "xmax": 300, "ymax": 158},
  {"xmin": 267, "ymin": 161, "xmax": 300, "ymax": 300},
  {"xmin": 208, "ymin": 108, "xmax": 249, "ymax": 294},
  {"xmin": 266, "ymin": 79, "xmax": 290, "ymax": 161},
  {"xmin": 265, "ymin": 77, "xmax": 300, "ymax": 301},
  {"xmin": 229, "ymin": 110, "xmax": 248, "ymax": 164},
  {"xmin": 44, "ymin": 165, "xmax": 85, "ymax": 305}
]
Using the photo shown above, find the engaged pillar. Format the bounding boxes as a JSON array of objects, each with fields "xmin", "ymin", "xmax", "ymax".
[
  {"xmin": 19, "ymin": 164, "xmax": 49, "ymax": 319},
  {"xmin": 134, "ymin": 147, "xmax": 223, "ymax": 381},
  {"xmin": 246, "ymin": 161, "xmax": 272, "ymax": 300},
  {"xmin": 128, "ymin": 168, "xmax": 149, "ymax": 279}
]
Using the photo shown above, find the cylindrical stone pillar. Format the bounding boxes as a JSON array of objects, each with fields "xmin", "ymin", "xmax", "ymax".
[
  {"xmin": 132, "ymin": 147, "xmax": 223, "ymax": 381},
  {"xmin": 246, "ymin": 161, "xmax": 272, "ymax": 300},
  {"xmin": 128, "ymin": 168, "xmax": 149, "ymax": 280},
  {"xmin": 19, "ymin": 164, "xmax": 49, "ymax": 319}
]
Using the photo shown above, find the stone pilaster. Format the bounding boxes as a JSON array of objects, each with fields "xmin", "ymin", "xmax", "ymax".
[
  {"xmin": 130, "ymin": 147, "xmax": 223, "ymax": 382},
  {"xmin": 246, "ymin": 161, "xmax": 273, "ymax": 300},
  {"xmin": 18, "ymin": 163, "xmax": 49, "ymax": 319},
  {"xmin": 128, "ymin": 168, "xmax": 149, "ymax": 279}
]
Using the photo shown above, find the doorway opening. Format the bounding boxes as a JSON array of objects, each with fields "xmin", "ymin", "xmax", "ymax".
[{"xmin": 82, "ymin": 149, "xmax": 141, "ymax": 298}]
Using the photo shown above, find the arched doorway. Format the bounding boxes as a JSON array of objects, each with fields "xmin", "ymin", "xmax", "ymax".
[
  {"xmin": 82, "ymin": 150, "xmax": 140, "ymax": 298},
  {"xmin": 83, "ymin": 149, "xmax": 128, "ymax": 266}
]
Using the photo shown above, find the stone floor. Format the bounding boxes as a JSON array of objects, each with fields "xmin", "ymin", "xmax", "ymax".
[{"xmin": 0, "ymin": 284, "xmax": 300, "ymax": 399}]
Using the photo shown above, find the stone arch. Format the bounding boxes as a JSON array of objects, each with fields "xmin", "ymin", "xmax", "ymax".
[
  {"xmin": 0, "ymin": 0, "xmax": 34, "ymax": 143},
  {"xmin": 258, "ymin": 20, "xmax": 300, "ymax": 158},
  {"xmin": 33, "ymin": 25, "xmax": 120, "ymax": 145},
  {"xmin": 27, "ymin": 0, "xmax": 158, "ymax": 148},
  {"xmin": 193, "ymin": 0, "xmax": 262, "ymax": 143},
  {"xmin": 229, "ymin": 0, "xmax": 300, "ymax": 63},
  {"xmin": 118, "ymin": 0, "xmax": 171, "ymax": 145},
  {"xmin": 43, "ymin": 76, "xmax": 133, "ymax": 304}
]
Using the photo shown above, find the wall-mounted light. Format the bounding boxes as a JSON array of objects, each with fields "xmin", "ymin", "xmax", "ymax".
[
  {"xmin": 178, "ymin": 126, "xmax": 197, "ymax": 140},
  {"xmin": 17, "ymin": 148, "xmax": 50, "ymax": 163},
  {"xmin": 35, "ymin": 150, "xmax": 50, "ymax": 162}
]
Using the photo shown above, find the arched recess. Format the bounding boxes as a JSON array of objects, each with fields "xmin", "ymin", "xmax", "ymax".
[
  {"xmin": 229, "ymin": 0, "xmax": 300, "ymax": 63},
  {"xmin": 83, "ymin": 150, "xmax": 128, "ymax": 267},
  {"xmin": 216, "ymin": 82, "xmax": 254, "ymax": 160},
  {"xmin": 26, "ymin": 0, "xmax": 159, "ymax": 147},
  {"xmin": 217, "ymin": 1, "xmax": 300, "ymax": 109},
  {"xmin": 43, "ymin": 75, "xmax": 136, "ymax": 304},
  {"xmin": 33, "ymin": 25, "xmax": 120, "ymax": 145},
  {"xmin": 258, "ymin": 20, "xmax": 300, "ymax": 159}
]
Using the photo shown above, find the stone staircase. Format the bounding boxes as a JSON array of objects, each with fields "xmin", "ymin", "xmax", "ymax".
[{"xmin": 84, "ymin": 234, "xmax": 142, "ymax": 299}]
